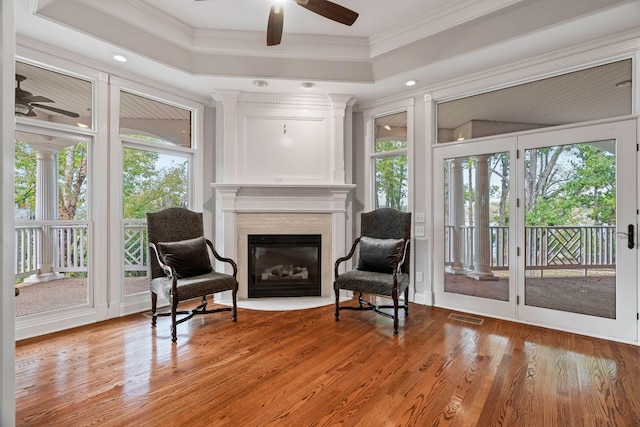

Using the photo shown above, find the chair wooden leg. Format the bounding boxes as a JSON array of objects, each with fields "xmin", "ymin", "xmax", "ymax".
[
  {"xmin": 404, "ymin": 287, "xmax": 409, "ymax": 316},
  {"xmin": 392, "ymin": 291, "xmax": 399, "ymax": 334},
  {"xmin": 151, "ymin": 292, "xmax": 158, "ymax": 326},
  {"xmin": 171, "ymin": 296, "xmax": 179, "ymax": 343},
  {"xmin": 232, "ymin": 288, "xmax": 238, "ymax": 322},
  {"xmin": 334, "ymin": 284, "xmax": 340, "ymax": 321}
]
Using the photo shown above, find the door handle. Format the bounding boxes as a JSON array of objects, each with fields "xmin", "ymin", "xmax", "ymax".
[{"xmin": 628, "ymin": 224, "xmax": 635, "ymax": 249}]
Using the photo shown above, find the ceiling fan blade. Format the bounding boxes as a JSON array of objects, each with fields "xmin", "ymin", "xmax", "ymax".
[
  {"xmin": 16, "ymin": 88, "xmax": 54, "ymax": 104},
  {"xmin": 267, "ymin": 5, "xmax": 284, "ymax": 46},
  {"xmin": 31, "ymin": 103, "xmax": 80, "ymax": 118},
  {"xmin": 25, "ymin": 95, "xmax": 54, "ymax": 103},
  {"xmin": 297, "ymin": 0, "xmax": 358, "ymax": 26}
]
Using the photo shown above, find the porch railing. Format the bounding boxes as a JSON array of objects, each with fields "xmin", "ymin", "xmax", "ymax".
[
  {"xmin": 15, "ymin": 222, "xmax": 617, "ymax": 280},
  {"xmin": 444, "ymin": 225, "xmax": 616, "ymax": 272},
  {"xmin": 15, "ymin": 220, "xmax": 150, "ymax": 279}
]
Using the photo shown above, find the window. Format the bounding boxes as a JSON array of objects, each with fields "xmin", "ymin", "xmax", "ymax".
[
  {"xmin": 15, "ymin": 61, "xmax": 92, "ymax": 128},
  {"xmin": 436, "ymin": 59, "xmax": 632, "ymax": 143},
  {"xmin": 371, "ymin": 111, "xmax": 408, "ymax": 212},
  {"xmin": 119, "ymin": 90, "xmax": 194, "ymax": 296}
]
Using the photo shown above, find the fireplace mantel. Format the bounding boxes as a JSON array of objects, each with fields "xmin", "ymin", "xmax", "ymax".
[
  {"xmin": 211, "ymin": 183, "xmax": 355, "ymax": 299},
  {"xmin": 211, "ymin": 183, "xmax": 355, "ymax": 213}
]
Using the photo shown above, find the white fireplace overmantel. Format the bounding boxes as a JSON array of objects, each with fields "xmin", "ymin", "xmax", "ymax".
[{"xmin": 211, "ymin": 183, "xmax": 355, "ymax": 299}]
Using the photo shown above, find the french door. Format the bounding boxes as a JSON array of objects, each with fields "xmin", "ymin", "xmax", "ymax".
[{"xmin": 434, "ymin": 119, "xmax": 638, "ymax": 342}]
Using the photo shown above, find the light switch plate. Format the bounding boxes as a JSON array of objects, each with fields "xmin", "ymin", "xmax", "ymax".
[
  {"xmin": 415, "ymin": 213, "xmax": 425, "ymax": 223},
  {"xmin": 415, "ymin": 225, "xmax": 425, "ymax": 237}
]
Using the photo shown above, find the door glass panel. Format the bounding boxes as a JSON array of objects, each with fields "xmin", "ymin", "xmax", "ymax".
[
  {"xmin": 15, "ymin": 132, "xmax": 90, "ymax": 316},
  {"xmin": 122, "ymin": 147, "xmax": 189, "ymax": 296},
  {"xmin": 524, "ymin": 141, "xmax": 616, "ymax": 318},
  {"xmin": 443, "ymin": 152, "xmax": 510, "ymax": 301}
]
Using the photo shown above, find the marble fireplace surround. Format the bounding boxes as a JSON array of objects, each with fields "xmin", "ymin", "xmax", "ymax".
[{"xmin": 211, "ymin": 184, "xmax": 355, "ymax": 300}]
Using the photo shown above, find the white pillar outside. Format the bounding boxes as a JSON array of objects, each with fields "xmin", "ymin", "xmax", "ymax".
[
  {"xmin": 24, "ymin": 145, "xmax": 64, "ymax": 283},
  {"xmin": 467, "ymin": 155, "xmax": 497, "ymax": 281},
  {"xmin": 446, "ymin": 158, "xmax": 467, "ymax": 274}
]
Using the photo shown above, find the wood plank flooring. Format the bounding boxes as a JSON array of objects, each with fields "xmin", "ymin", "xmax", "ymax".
[{"xmin": 15, "ymin": 298, "xmax": 640, "ymax": 426}]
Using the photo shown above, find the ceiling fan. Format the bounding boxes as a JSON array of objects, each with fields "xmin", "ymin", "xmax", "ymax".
[
  {"xmin": 196, "ymin": 0, "xmax": 359, "ymax": 46},
  {"xmin": 15, "ymin": 74, "xmax": 80, "ymax": 118}
]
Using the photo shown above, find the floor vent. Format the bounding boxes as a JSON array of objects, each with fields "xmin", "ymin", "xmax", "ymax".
[{"xmin": 448, "ymin": 313, "xmax": 484, "ymax": 325}]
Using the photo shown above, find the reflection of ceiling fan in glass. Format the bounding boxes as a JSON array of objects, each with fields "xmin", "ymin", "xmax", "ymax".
[
  {"xmin": 15, "ymin": 74, "xmax": 80, "ymax": 118},
  {"xmin": 196, "ymin": 0, "xmax": 359, "ymax": 46}
]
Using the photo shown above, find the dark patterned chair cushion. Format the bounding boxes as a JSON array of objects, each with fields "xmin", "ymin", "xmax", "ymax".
[
  {"xmin": 335, "ymin": 270, "xmax": 410, "ymax": 296},
  {"xmin": 151, "ymin": 272, "xmax": 238, "ymax": 301},
  {"xmin": 357, "ymin": 236, "xmax": 405, "ymax": 274},
  {"xmin": 156, "ymin": 236, "xmax": 213, "ymax": 278}
]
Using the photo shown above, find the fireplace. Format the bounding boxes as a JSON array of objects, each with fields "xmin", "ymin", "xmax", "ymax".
[{"xmin": 248, "ymin": 234, "xmax": 321, "ymax": 298}]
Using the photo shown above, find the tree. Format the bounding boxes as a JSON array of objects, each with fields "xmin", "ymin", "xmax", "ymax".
[
  {"xmin": 14, "ymin": 141, "xmax": 36, "ymax": 218},
  {"xmin": 374, "ymin": 140, "xmax": 408, "ymax": 211},
  {"xmin": 123, "ymin": 148, "xmax": 188, "ymax": 219},
  {"xmin": 59, "ymin": 143, "xmax": 88, "ymax": 220}
]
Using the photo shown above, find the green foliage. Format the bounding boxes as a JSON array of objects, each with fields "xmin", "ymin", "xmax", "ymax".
[
  {"xmin": 374, "ymin": 141, "xmax": 407, "ymax": 211},
  {"xmin": 123, "ymin": 148, "xmax": 188, "ymax": 219},
  {"xmin": 525, "ymin": 143, "xmax": 615, "ymax": 226},
  {"xmin": 59, "ymin": 143, "xmax": 88, "ymax": 220},
  {"xmin": 14, "ymin": 141, "xmax": 36, "ymax": 217}
]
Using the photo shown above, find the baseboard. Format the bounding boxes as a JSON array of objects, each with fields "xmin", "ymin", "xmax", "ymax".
[{"xmin": 412, "ymin": 291, "xmax": 433, "ymax": 306}]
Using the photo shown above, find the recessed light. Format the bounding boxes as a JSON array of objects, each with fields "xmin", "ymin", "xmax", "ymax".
[
  {"xmin": 615, "ymin": 79, "xmax": 632, "ymax": 88},
  {"xmin": 113, "ymin": 54, "xmax": 128, "ymax": 63},
  {"xmin": 300, "ymin": 82, "xmax": 316, "ymax": 89},
  {"xmin": 405, "ymin": 79, "xmax": 418, "ymax": 87},
  {"xmin": 253, "ymin": 80, "xmax": 268, "ymax": 87},
  {"xmin": 384, "ymin": 125, "xmax": 391, "ymax": 131},
  {"xmin": 76, "ymin": 123, "xmax": 89, "ymax": 128}
]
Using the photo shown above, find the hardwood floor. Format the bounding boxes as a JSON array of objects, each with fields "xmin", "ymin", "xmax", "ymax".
[{"xmin": 15, "ymin": 297, "xmax": 640, "ymax": 426}]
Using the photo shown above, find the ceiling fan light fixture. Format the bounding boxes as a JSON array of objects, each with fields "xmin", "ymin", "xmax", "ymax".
[
  {"xmin": 15, "ymin": 102, "xmax": 30, "ymax": 116},
  {"xmin": 253, "ymin": 80, "xmax": 268, "ymax": 87}
]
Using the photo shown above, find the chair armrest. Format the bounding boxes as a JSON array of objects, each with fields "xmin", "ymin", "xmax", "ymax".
[
  {"xmin": 395, "ymin": 239, "xmax": 410, "ymax": 274},
  {"xmin": 334, "ymin": 237, "xmax": 361, "ymax": 279},
  {"xmin": 206, "ymin": 239, "xmax": 238, "ymax": 278},
  {"xmin": 149, "ymin": 242, "xmax": 176, "ymax": 278}
]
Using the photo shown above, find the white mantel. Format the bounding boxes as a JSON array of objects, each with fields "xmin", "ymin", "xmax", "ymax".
[{"xmin": 212, "ymin": 183, "xmax": 355, "ymax": 299}]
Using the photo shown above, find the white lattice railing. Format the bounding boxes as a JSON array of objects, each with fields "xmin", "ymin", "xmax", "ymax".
[
  {"xmin": 445, "ymin": 225, "xmax": 616, "ymax": 272},
  {"xmin": 15, "ymin": 220, "xmax": 150, "ymax": 279}
]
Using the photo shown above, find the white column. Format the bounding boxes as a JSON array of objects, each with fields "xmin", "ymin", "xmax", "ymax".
[
  {"xmin": 328, "ymin": 94, "xmax": 353, "ymax": 184},
  {"xmin": 467, "ymin": 155, "xmax": 497, "ymax": 281},
  {"xmin": 212, "ymin": 90, "xmax": 241, "ymax": 183},
  {"xmin": 25, "ymin": 145, "xmax": 64, "ymax": 282},
  {"xmin": 446, "ymin": 158, "xmax": 467, "ymax": 274}
]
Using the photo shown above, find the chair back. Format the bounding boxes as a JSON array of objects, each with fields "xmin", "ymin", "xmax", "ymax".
[
  {"xmin": 361, "ymin": 208, "xmax": 411, "ymax": 274},
  {"xmin": 147, "ymin": 207, "xmax": 205, "ymax": 279}
]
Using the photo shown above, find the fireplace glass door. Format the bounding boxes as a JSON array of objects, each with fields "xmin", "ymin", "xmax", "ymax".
[{"xmin": 248, "ymin": 234, "xmax": 321, "ymax": 298}]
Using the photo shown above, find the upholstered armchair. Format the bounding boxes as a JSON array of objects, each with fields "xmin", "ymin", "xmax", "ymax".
[
  {"xmin": 334, "ymin": 208, "xmax": 411, "ymax": 334},
  {"xmin": 147, "ymin": 207, "xmax": 238, "ymax": 342}
]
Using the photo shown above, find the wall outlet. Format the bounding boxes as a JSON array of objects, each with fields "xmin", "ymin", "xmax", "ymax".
[
  {"xmin": 415, "ymin": 225, "xmax": 425, "ymax": 237},
  {"xmin": 416, "ymin": 272, "xmax": 423, "ymax": 282},
  {"xmin": 415, "ymin": 213, "xmax": 425, "ymax": 223}
]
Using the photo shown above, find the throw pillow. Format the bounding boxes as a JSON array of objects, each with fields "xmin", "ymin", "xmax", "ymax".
[
  {"xmin": 156, "ymin": 236, "xmax": 213, "ymax": 278},
  {"xmin": 357, "ymin": 236, "xmax": 405, "ymax": 274}
]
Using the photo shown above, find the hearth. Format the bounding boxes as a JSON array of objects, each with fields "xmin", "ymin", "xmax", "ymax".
[{"xmin": 248, "ymin": 234, "xmax": 321, "ymax": 298}]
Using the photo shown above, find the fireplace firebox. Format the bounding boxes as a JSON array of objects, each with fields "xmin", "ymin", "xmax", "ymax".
[{"xmin": 248, "ymin": 234, "xmax": 321, "ymax": 298}]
